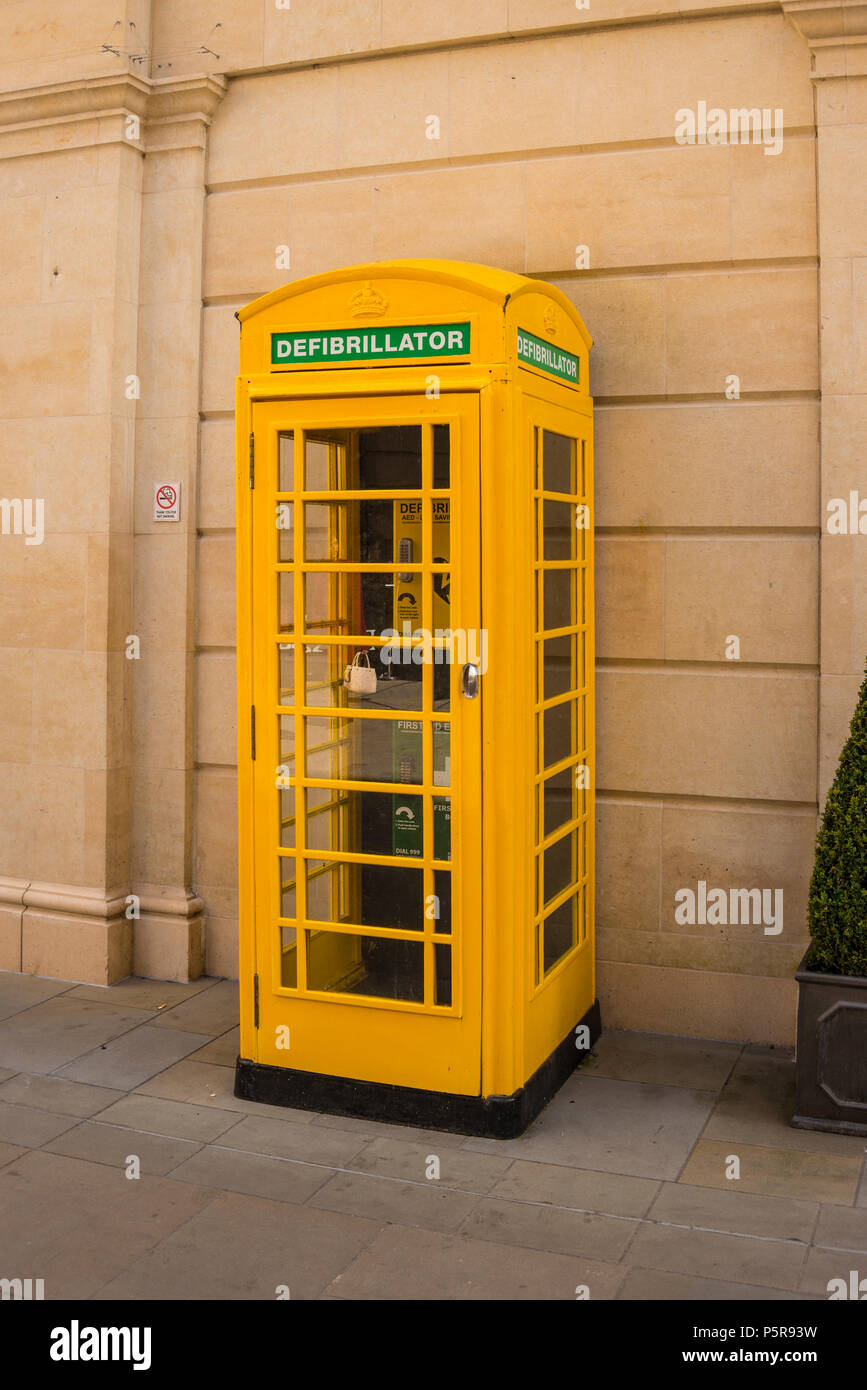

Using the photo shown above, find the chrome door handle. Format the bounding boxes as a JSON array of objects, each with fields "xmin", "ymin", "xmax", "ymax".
[{"xmin": 461, "ymin": 663, "xmax": 480, "ymax": 699}]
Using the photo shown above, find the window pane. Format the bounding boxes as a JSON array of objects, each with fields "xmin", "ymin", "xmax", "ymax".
[
  {"xmin": 433, "ymin": 868, "xmax": 452, "ymax": 935},
  {"xmin": 280, "ymin": 926, "xmax": 297, "ymax": 987},
  {"xmin": 305, "ymin": 858, "xmax": 425, "ymax": 932},
  {"xmin": 542, "ymin": 500, "xmax": 577, "ymax": 561},
  {"xmin": 544, "ymin": 895, "xmax": 575, "ymax": 973},
  {"xmin": 278, "ymin": 433, "xmax": 294, "ymax": 491},
  {"xmin": 544, "ymin": 700, "xmax": 573, "ymax": 769},
  {"xmin": 543, "ymin": 568, "xmax": 574, "ymax": 632},
  {"xmin": 543, "ymin": 766, "xmax": 573, "ymax": 838},
  {"xmin": 433, "ymin": 424, "xmax": 450, "ymax": 488},
  {"xmin": 543, "ymin": 633, "xmax": 576, "ymax": 700},
  {"xmin": 542, "ymin": 430, "xmax": 575, "ymax": 494},
  {"xmin": 435, "ymin": 943, "xmax": 452, "ymax": 1007},
  {"xmin": 307, "ymin": 931, "xmax": 424, "ymax": 1002},
  {"xmin": 278, "ymin": 572, "xmax": 294, "ymax": 631},
  {"xmin": 545, "ymin": 831, "xmax": 576, "ymax": 907}
]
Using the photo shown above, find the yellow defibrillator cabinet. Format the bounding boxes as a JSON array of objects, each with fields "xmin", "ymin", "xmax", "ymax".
[{"xmin": 234, "ymin": 260, "xmax": 597, "ymax": 1137}]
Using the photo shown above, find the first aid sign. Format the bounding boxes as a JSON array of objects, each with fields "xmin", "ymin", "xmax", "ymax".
[{"xmin": 154, "ymin": 482, "xmax": 180, "ymax": 521}]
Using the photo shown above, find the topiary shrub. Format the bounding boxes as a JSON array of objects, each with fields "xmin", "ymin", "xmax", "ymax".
[{"xmin": 807, "ymin": 663, "xmax": 867, "ymax": 976}]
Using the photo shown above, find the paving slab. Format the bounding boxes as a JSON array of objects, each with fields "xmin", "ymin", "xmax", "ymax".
[
  {"xmin": 136, "ymin": 1058, "xmax": 318, "ymax": 1120},
  {"xmin": 0, "ymin": 1149, "xmax": 217, "ymax": 1300},
  {"xmin": 94, "ymin": 1190, "xmax": 382, "ymax": 1300},
  {"xmin": 95, "ymin": 1093, "xmax": 243, "ymax": 1143},
  {"xmin": 150, "ymin": 980, "xmax": 239, "ymax": 1036},
  {"xmin": 308, "ymin": 1169, "xmax": 481, "ymax": 1233},
  {"xmin": 0, "ymin": 1139, "xmax": 27, "ymax": 1167},
  {"xmin": 67, "ymin": 978, "xmax": 214, "ymax": 1011},
  {"xmin": 618, "ymin": 1267, "xmax": 822, "ymax": 1301},
  {"xmin": 857, "ymin": 1165, "xmax": 867, "ymax": 1209},
  {"xmin": 219, "ymin": 1113, "xmax": 370, "ymax": 1166},
  {"xmin": 680, "ymin": 1139, "xmax": 862, "ymax": 1205},
  {"xmin": 168, "ymin": 1142, "xmax": 333, "ymax": 1204},
  {"xmin": 0, "ymin": 1067, "xmax": 16, "ymax": 1082},
  {"xmin": 464, "ymin": 1073, "xmax": 716, "ymax": 1179},
  {"xmin": 624, "ymin": 1222, "xmax": 807, "ymax": 1291},
  {"xmin": 326, "ymin": 1223, "xmax": 629, "ymax": 1300},
  {"xmin": 705, "ymin": 1044, "xmax": 867, "ymax": 1156},
  {"xmin": 312, "ymin": 1109, "xmax": 469, "ymax": 1147},
  {"xmin": 798, "ymin": 1245, "xmax": 867, "ymax": 1297},
  {"xmin": 585, "ymin": 1029, "xmax": 741, "ymax": 1091},
  {"xmin": 349, "ymin": 1135, "xmax": 514, "ymax": 1192},
  {"xmin": 813, "ymin": 1204, "xmax": 867, "ymax": 1253},
  {"xmin": 648, "ymin": 1180, "xmax": 818, "ymax": 1243},
  {"xmin": 459, "ymin": 1196, "xmax": 636, "ymax": 1261},
  {"xmin": 43, "ymin": 1120, "xmax": 203, "ymax": 1176},
  {"xmin": 186, "ymin": 1026, "xmax": 240, "ymax": 1067},
  {"xmin": 0, "ymin": 1098, "xmax": 82, "ymax": 1147},
  {"xmin": 0, "ymin": 972, "xmax": 72, "ymax": 1020},
  {"xmin": 0, "ymin": 1072, "xmax": 121, "ymax": 1117},
  {"xmin": 0, "ymin": 996, "xmax": 152, "ymax": 1075},
  {"xmin": 55, "ymin": 1024, "xmax": 213, "ymax": 1090},
  {"xmin": 489, "ymin": 1160, "xmax": 661, "ymax": 1217}
]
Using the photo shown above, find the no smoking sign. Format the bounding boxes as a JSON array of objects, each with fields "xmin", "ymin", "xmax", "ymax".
[{"xmin": 154, "ymin": 481, "xmax": 181, "ymax": 522}]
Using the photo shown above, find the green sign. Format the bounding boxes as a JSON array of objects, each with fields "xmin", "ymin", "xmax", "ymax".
[
  {"xmin": 392, "ymin": 719, "xmax": 450, "ymax": 862},
  {"xmin": 517, "ymin": 328, "xmax": 579, "ymax": 385},
  {"xmin": 272, "ymin": 322, "xmax": 471, "ymax": 367}
]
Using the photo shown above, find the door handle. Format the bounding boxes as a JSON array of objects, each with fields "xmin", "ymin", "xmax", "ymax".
[{"xmin": 461, "ymin": 663, "xmax": 480, "ymax": 699}]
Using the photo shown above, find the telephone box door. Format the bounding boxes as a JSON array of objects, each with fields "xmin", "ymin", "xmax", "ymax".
[{"xmin": 246, "ymin": 393, "xmax": 483, "ymax": 1095}]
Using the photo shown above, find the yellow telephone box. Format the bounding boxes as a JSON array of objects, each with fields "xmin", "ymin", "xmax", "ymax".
[{"xmin": 233, "ymin": 259, "xmax": 598, "ymax": 1137}]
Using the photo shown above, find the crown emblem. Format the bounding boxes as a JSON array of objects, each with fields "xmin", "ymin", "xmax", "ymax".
[
  {"xmin": 543, "ymin": 304, "xmax": 558, "ymax": 336},
  {"xmin": 348, "ymin": 281, "xmax": 389, "ymax": 318}
]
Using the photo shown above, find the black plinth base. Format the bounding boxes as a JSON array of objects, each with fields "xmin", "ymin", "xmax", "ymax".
[{"xmin": 234, "ymin": 998, "xmax": 601, "ymax": 1139}]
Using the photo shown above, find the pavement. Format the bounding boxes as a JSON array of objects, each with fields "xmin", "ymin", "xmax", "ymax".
[{"xmin": 0, "ymin": 970, "xmax": 865, "ymax": 1300}]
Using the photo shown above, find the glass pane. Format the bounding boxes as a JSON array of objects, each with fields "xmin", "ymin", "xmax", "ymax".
[
  {"xmin": 307, "ymin": 931, "xmax": 424, "ymax": 1002},
  {"xmin": 435, "ymin": 944, "xmax": 452, "ymax": 1007},
  {"xmin": 305, "ymin": 500, "xmax": 399, "ymax": 563},
  {"xmin": 433, "ymin": 424, "xmax": 450, "ymax": 488},
  {"xmin": 542, "ymin": 430, "xmax": 575, "ymax": 495},
  {"xmin": 280, "ymin": 926, "xmax": 297, "ymax": 987},
  {"xmin": 543, "ymin": 633, "xmax": 576, "ymax": 700},
  {"xmin": 545, "ymin": 831, "xmax": 576, "ymax": 907},
  {"xmin": 279, "ymin": 785, "xmax": 296, "ymax": 848},
  {"xmin": 543, "ymin": 766, "xmax": 573, "ymax": 838},
  {"xmin": 304, "ymin": 570, "xmax": 422, "ymax": 637},
  {"xmin": 305, "ymin": 857, "xmax": 349, "ymax": 922},
  {"xmin": 278, "ymin": 572, "xmax": 294, "ymax": 632},
  {"xmin": 542, "ymin": 500, "xmax": 577, "ymax": 561},
  {"xmin": 543, "ymin": 568, "xmax": 574, "ymax": 633},
  {"xmin": 544, "ymin": 700, "xmax": 573, "ymax": 769},
  {"xmin": 278, "ymin": 433, "xmax": 294, "ymax": 491},
  {"xmin": 306, "ymin": 858, "xmax": 424, "ymax": 932},
  {"xmin": 544, "ymin": 894, "xmax": 575, "ymax": 973},
  {"xmin": 280, "ymin": 867, "xmax": 296, "ymax": 920},
  {"xmin": 302, "ymin": 644, "xmax": 426, "ymax": 712},
  {"xmin": 433, "ymin": 868, "xmax": 452, "ymax": 934},
  {"xmin": 277, "ymin": 501, "xmax": 294, "ymax": 561},
  {"xmin": 357, "ymin": 426, "xmax": 422, "ymax": 490},
  {"xmin": 304, "ymin": 434, "xmax": 350, "ymax": 490},
  {"xmin": 278, "ymin": 644, "xmax": 295, "ymax": 703}
]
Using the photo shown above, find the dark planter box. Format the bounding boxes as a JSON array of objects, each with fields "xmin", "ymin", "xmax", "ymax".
[{"xmin": 793, "ymin": 950, "xmax": 867, "ymax": 1135}]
